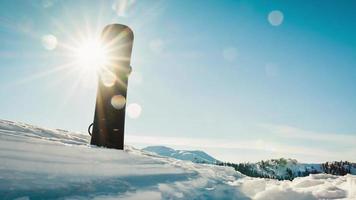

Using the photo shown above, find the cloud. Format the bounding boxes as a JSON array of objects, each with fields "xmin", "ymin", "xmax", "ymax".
[
  {"xmin": 125, "ymin": 133, "xmax": 349, "ymax": 162},
  {"xmin": 41, "ymin": 0, "xmax": 57, "ymax": 8},
  {"xmin": 116, "ymin": 191, "xmax": 162, "ymax": 200},
  {"xmin": 125, "ymin": 124, "xmax": 355, "ymax": 162},
  {"xmin": 260, "ymin": 124, "xmax": 356, "ymax": 145},
  {"xmin": 30, "ymin": 0, "xmax": 57, "ymax": 8},
  {"xmin": 112, "ymin": 0, "xmax": 136, "ymax": 17},
  {"xmin": 222, "ymin": 47, "xmax": 238, "ymax": 62},
  {"xmin": 149, "ymin": 38, "xmax": 164, "ymax": 54}
]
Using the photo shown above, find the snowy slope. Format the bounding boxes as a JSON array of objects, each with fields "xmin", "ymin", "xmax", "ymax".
[
  {"xmin": 142, "ymin": 146, "xmax": 219, "ymax": 164},
  {"xmin": 0, "ymin": 119, "xmax": 355, "ymax": 200}
]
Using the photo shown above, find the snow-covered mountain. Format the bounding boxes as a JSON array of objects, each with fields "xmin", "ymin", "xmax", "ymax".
[
  {"xmin": 142, "ymin": 146, "xmax": 219, "ymax": 164},
  {"xmin": 1, "ymin": 119, "xmax": 356, "ymax": 199},
  {"xmin": 220, "ymin": 158, "xmax": 322, "ymax": 180},
  {"xmin": 220, "ymin": 158, "xmax": 356, "ymax": 180},
  {"xmin": 143, "ymin": 145, "xmax": 356, "ymax": 180}
]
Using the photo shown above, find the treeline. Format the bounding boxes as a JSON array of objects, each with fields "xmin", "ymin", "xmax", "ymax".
[
  {"xmin": 216, "ymin": 162, "xmax": 311, "ymax": 180},
  {"xmin": 215, "ymin": 160, "xmax": 355, "ymax": 181},
  {"xmin": 217, "ymin": 162, "xmax": 278, "ymax": 179},
  {"xmin": 321, "ymin": 161, "xmax": 353, "ymax": 176}
]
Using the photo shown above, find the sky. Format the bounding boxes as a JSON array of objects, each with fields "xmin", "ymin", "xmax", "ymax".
[{"xmin": 0, "ymin": 0, "xmax": 355, "ymax": 163}]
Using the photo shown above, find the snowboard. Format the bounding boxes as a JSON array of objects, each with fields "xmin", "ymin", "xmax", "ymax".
[{"xmin": 90, "ymin": 24, "xmax": 134, "ymax": 150}]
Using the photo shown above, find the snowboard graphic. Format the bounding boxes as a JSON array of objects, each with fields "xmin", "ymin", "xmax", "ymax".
[{"xmin": 90, "ymin": 24, "xmax": 134, "ymax": 150}]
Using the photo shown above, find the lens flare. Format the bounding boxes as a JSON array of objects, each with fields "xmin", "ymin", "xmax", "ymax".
[
  {"xmin": 74, "ymin": 39, "xmax": 108, "ymax": 71},
  {"xmin": 101, "ymin": 69, "xmax": 117, "ymax": 87},
  {"xmin": 127, "ymin": 103, "xmax": 142, "ymax": 119},
  {"xmin": 268, "ymin": 10, "xmax": 284, "ymax": 26},
  {"xmin": 111, "ymin": 95, "xmax": 126, "ymax": 110},
  {"xmin": 42, "ymin": 34, "xmax": 58, "ymax": 50}
]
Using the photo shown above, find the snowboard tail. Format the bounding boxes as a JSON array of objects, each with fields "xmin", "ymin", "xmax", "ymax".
[{"xmin": 90, "ymin": 24, "xmax": 134, "ymax": 150}]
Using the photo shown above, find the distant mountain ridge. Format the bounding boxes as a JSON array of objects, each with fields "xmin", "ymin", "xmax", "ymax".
[
  {"xmin": 143, "ymin": 145, "xmax": 356, "ymax": 180},
  {"xmin": 142, "ymin": 146, "xmax": 219, "ymax": 164},
  {"xmin": 218, "ymin": 158, "xmax": 356, "ymax": 180}
]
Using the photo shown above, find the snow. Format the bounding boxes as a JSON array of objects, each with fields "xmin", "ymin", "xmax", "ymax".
[
  {"xmin": 246, "ymin": 158, "xmax": 323, "ymax": 179},
  {"xmin": 142, "ymin": 146, "xmax": 219, "ymax": 164},
  {"xmin": 223, "ymin": 158, "xmax": 355, "ymax": 180},
  {"xmin": 0, "ymin": 119, "xmax": 355, "ymax": 200},
  {"xmin": 234, "ymin": 174, "xmax": 356, "ymax": 199}
]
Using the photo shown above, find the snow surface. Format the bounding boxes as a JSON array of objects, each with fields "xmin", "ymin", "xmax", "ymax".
[{"xmin": 0, "ymin": 119, "xmax": 355, "ymax": 200}]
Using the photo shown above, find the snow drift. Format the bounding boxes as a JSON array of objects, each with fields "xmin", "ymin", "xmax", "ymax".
[{"xmin": 0, "ymin": 119, "xmax": 355, "ymax": 199}]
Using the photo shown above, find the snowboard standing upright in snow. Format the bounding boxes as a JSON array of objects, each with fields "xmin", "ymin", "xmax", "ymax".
[{"xmin": 90, "ymin": 24, "xmax": 134, "ymax": 150}]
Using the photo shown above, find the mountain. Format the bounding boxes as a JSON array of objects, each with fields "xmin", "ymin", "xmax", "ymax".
[
  {"xmin": 0, "ymin": 119, "xmax": 355, "ymax": 199},
  {"xmin": 219, "ymin": 158, "xmax": 356, "ymax": 180},
  {"xmin": 142, "ymin": 146, "xmax": 219, "ymax": 164},
  {"xmin": 143, "ymin": 145, "xmax": 356, "ymax": 180}
]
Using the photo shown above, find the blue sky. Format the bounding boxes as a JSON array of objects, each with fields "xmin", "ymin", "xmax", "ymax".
[{"xmin": 0, "ymin": 0, "xmax": 355, "ymax": 162}]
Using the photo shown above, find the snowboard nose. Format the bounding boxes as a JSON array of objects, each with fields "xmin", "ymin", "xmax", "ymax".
[{"xmin": 102, "ymin": 24, "xmax": 134, "ymax": 73}]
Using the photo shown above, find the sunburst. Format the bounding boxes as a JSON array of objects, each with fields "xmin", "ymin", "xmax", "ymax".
[
  {"xmin": 0, "ymin": 0, "xmax": 162, "ymax": 118},
  {"xmin": 73, "ymin": 38, "xmax": 109, "ymax": 73}
]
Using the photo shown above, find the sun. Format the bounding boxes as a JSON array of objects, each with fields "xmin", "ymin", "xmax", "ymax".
[
  {"xmin": 29, "ymin": 22, "xmax": 135, "ymax": 92},
  {"xmin": 74, "ymin": 38, "xmax": 109, "ymax": 72}
]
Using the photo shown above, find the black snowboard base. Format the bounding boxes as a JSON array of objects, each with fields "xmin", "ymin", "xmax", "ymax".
[{"xmin": 90, "ymin": 24, "xmax": 134, "ymax": 150}]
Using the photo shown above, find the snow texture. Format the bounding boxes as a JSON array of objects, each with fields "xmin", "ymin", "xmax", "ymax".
[{"xmin": 0, "ymin": 119, "xmax": 355, "ymax": 200}]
